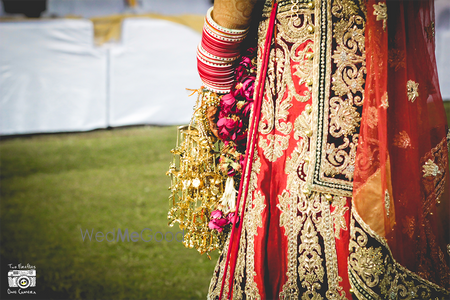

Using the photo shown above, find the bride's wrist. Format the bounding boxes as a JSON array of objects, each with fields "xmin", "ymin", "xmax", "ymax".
[
  {"xmin": 211, "ymin": 11, "xmax": 251, "ymax": 30},
  {"xmin": 211, "ymin": 0, "xmax": 256, "ymax": 30}
]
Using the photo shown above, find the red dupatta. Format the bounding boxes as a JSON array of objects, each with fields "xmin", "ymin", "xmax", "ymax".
[{"xmin": 353, "ymin": 0, "xmax": 450, "ymax": 290}]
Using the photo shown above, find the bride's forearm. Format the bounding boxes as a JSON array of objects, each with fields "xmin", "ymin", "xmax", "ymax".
[{"xmin": 212, "ymin": 0, "xmax": 257, "ymax": 30}]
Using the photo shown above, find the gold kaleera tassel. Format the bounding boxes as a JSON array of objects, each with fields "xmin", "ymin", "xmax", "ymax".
[
  {"xmin": 220, "ymin": 176, "xmax": 237, "ymax": 213},
  {"xmin": 167, "ymin": 88, "xmax": 227, "ymax": 255}
]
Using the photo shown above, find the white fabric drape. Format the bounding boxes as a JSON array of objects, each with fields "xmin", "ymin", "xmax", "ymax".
[
  {"xmin": 108, "ymin": 18, "xmax": 200, "ymax": 127},
  {"xmin": 0, "ymin": 20, "xmax": 108, "ymax": 135},
  {"xmin": 0, "ymin": 18, "xmax": 200, "ymax": 135},
  {"xmin": 436, "ymin": 0, "xmax": 450, "ymax": 100},
  {"xmin": 44, "ymin": 0, "xmax": 210, "ymax": 17}
]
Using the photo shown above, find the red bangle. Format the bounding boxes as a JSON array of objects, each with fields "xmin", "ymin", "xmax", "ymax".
[{"xmin": 196, "ymin": 7, "xmax": 248, "ymax": 93}]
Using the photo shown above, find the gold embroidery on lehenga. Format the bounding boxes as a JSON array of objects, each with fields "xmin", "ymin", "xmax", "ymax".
[
  {"xmin": 422, "ymin": 159, "xmax": 441, "ymax": 178},
  {"xmin": 243, "ymin": 153, "xmax": 264, "ymax": 299},
  {"xmin": 420, "ymin": 138, "xmax": 448, "ymax": 207},
  {"xmin": 279, "ymin": 108, "xmax": 311, "ymax": 299},
  {"xmin": 259, "ymin": 134, "xmax": 290, "ymax": 162},
  {"xmin": 393, "ymin": 131, "xmax": 412, "ymax": 149},
  {"xmin": 258, "ymin": 6, "xmax": 315, "ymax": 163},
  {"xmin": 321, "ymin": 195, "xmax": 347, "ymax": 300},
  {"xmin": 323, "ymin": 135, "xmax": 358, "ymax": 181},
  {"xmin": 232, "ymin": 222, "xmax": 247, "ymax": 299},
  {"xmin": 304, "ymin": 0, "xmax": 366, "ymax": 197},
  {"xmin": 329, "ymin": 97, "xmax": 362, "ymax": 136},
  {"xmin": 384, "ymin": 190, "xmax": 390, "ymax": 218},
  {"xmin": 299, "ymin": 215, "xmax": 325, "ymax": 296},
  {"xmin": 349, "ymin": 208, "xmax": 450, "ymax": 300},
  {"xmin": 331, "ymin": 196, "xmax": 349, "ymax": 239},
  {"xmin": 277, "ymin": 188, "xmax": 301, "ymax": 300},
  {"xmin": 279, "ymin": 80, "xmax": 345, "ymax": 300},
  {"xmin": 373, "ymin": 2, "xmax": 387, "ymax": 31},
  {"xmin": 325, "ymin": 0, "xmax": 365, "ymax": 181},
  {"xmin": 406, "ymin": 80, "xmax": 419, "ymax": 103}
]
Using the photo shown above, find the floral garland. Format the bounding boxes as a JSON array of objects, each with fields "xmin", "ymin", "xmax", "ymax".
[{"xmin": 208, "ymin": 47, "xmax": 257, "ymax": 234}]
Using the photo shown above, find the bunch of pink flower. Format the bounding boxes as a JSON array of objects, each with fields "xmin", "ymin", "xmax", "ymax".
[
  {"xmin": 216, "ymin": 47, "xmax": 257, "ymax": 178},
  {"xmin": 208, "ymin": 209, "xmax": 239, "ymax": 233},
  {"xmin": 208, "ymin": 47, "xmax": 257, "ymax": 234}
]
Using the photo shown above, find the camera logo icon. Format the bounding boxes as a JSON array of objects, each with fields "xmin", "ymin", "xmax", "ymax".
[{"xmin": 8, "ymin": 270, "xmax": 36, "ymax": 289}]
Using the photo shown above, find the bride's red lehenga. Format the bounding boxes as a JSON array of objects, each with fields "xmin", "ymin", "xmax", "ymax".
[{"xmin": 202, "ymin": 0, "xmax": 450, "ymax": 299}]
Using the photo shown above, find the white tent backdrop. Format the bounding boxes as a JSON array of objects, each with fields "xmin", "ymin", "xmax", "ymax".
[
  {"xmin": 0, "ymin": 20, "xmax": 108, "ymax": 135},
  {"xmin": 45, "ymin": 0, "xmax": 127, "ymax": 18},
  {"xmin": 108, "ymin": 18, "xmax": 200, "ymax": 127},
  {"xmin": 138, "ymin": 0, "xmax": 211, "ymax": 15},
  {"xmin": 43, "ymin": 0, "xmax": 211, "ymax": 17},
  {"xmin": 436, "ymin": 0, "xmax": 450, "ymax": 100},
  {"xmin": 0, "ymin": 18, "xmax": 200, "ymax": 135},
  {"xmin": 0, "ymin": 0, "xmax": 449, "ymax": 135}
]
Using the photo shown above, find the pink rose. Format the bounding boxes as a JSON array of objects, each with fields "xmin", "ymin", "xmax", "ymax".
[
  {"xmin": 217, "ymin": 117, "xmax": 242, "ymax": 141},
  {"xmin": 208, "ymin": 217, "xmax": 230, "ymax": 232},
  {"xmin": 241, "ymin": 100, "xmax": 253, "ymax": 117},
  {"xmin": 235, "ymin": 64, "xmax": 248, "ymax": 82},
  {"xmin": 239, "ymin": 56, "xmax": 252, "ymax": 70},
  {"xmin": 220, "ymin": 94, "xmax": 236, "ymax": 115},
  {"xmin": 232, "ymin": 77, "xmax": 255, "ymax": 101},
  {"xmin": 210, "ymin": 209, "xmax": 223, "ymax": 219},
  {"xmin": 227, "ymin": 212, "xmax": 240, "ymax": 225}
]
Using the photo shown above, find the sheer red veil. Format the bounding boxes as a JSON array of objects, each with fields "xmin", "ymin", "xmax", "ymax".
[{"xmin": 353, "ymin": 0, "xmax": 449, "ymax": 289}]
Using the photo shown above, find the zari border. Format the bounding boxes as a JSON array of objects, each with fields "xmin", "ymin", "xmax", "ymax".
[
  {"xmin": 307, "ymin": 0, "xmax": 336, "ymax": 195},
  {"xmin": 306, "ymin": 0, "xmax": 364, "ymax": 197},
  {"xmin": 348, "ymin": 206, "xmax": 450, "ymax": 300},
  {"xmin": 264, "ymin": 0, "xmax": 364, "ymax": 197}
]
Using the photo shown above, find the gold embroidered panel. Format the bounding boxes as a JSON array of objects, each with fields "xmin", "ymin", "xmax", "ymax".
[
  {"xmin": 263, "ymin": 1, "xmax": 366, "ymax": 196},
  {"xmin": 349, "ymin": 209, "xmax": 450, "ymax": 300},
  {"xmin": 303, "ymin": 0, "xmax": 366, "ymax": 197},
  {"xmin": 420, "ymin": 137, "xmax": 448, "ymax": 212}
]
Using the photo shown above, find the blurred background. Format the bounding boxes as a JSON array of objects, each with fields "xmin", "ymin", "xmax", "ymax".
[
  {"xmin": 0, "ymin": 0, "xmax": 449, "ymax": 299},
  {"xmin": 0, "ymin": 0, "xmax": 449, "ymax": 135},
  {"xmin": 0, "ymin": 0, "xmax": 213, "ymax": 135}
]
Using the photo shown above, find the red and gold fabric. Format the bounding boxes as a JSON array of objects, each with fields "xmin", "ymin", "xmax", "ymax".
[
  {"xmin": 350, "ymin": 0, "xmax": 449, "ymax": 298},
  {"xmin": 199, "ymin": 0, "xmax": 450, "ymax": 299}
]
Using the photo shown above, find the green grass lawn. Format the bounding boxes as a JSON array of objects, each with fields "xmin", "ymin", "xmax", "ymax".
[
  {"xmin": 1, "ymin": 102, "xmax": 450, "ymax": 300},
  {"xmin": 0, "ymin": 126, "xmax": 218, "ymax": 300},
  {"xmin": 445, "ymin": 100, "xmax": 450, "ymax": 126}
]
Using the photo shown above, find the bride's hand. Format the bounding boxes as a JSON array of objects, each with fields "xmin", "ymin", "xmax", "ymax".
[{"xmin": 212, "ymin": 0, "xmax": 258, "ymax": 30}]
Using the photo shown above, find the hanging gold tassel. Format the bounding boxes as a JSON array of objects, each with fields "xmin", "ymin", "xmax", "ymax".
[
  {"xmin": 220, "ymin": 176, "xmax": 237, "ymax": 213},
  {"xmin": 167, "ymin": 89, "xmax": 227, "ymax": 255}
]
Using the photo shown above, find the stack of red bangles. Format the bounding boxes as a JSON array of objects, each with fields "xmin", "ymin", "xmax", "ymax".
[{"xmin": 197, "ymin": 7, "xmax": 249, "ymax": 94}]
